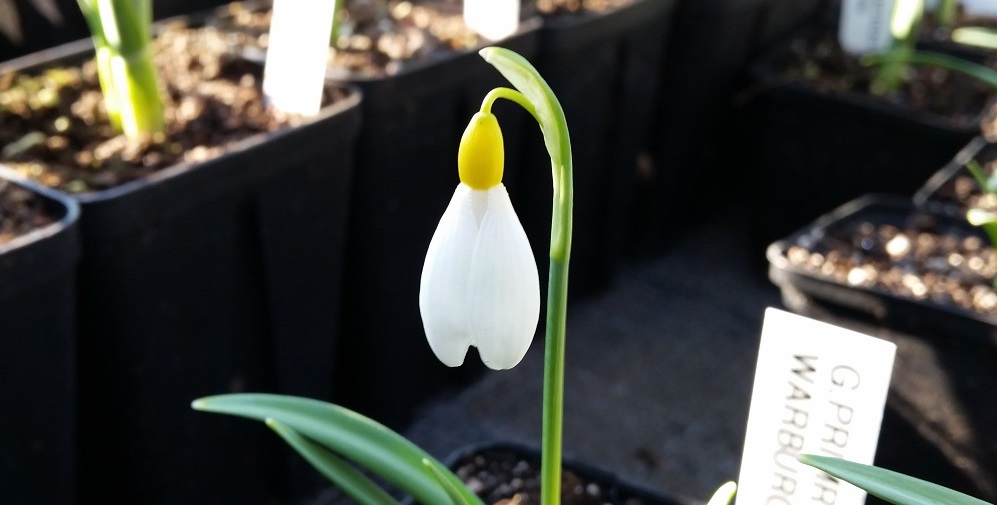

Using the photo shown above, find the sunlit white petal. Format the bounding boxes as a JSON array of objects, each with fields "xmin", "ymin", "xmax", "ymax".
[
  {"xmin": 419, "ymin": 184, "xmax": 477, "ymax": 367},
  {"xmin": 468, "ymin": 185, "xmax": 540, "ymax": 370}
]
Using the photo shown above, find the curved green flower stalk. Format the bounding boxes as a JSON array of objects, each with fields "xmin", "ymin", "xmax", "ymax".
[
  {"xmin": 77, "ymin": 0, "xmax": 164, "ymax": 137},
  {"xmin": 478, "ymin": 46, "xmax": 573, "ymax": 505}
]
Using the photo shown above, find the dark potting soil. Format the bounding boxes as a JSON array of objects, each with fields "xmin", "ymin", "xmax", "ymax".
[
  {"xmin": 775, "ymin": 29, "xmax": 997, "ymax": 128},
  {"xmin": 0, "ymin": 20, "xmax": 342, "ymax": 194},
  {"xmin": 0, "ymin": 179, "xmax": 52, "ymax": 245},
  {"xmin": 782, "ymin": 212, "xmax": 997, "ymax": 315},
  {"xmin": 453, "ymin": 449, "xmax": 668, "ymax": 505},
  {"xmin": 537, "ymin": 0, "xmax": 634, "ymax": 16},
  {"xmin": 216, "ymin": 0, "xmax": 636, "ymax": 79}
]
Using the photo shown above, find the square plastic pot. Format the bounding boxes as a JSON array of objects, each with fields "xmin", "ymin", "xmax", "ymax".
[
  {"xmin": 1, "ymin": 40, "xmax": 362, "ymax": 504},
  {"xmin": 0, "ymin": 167, "xmax": 80, "ymax": 505}
]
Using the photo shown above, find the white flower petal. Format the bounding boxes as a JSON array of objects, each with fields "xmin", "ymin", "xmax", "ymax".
[
  {"xmin": 467, "ymin": 184, "xmax": 540, "ymax": 370},
  {"xmin": 420, "ymin": 184, "xmax": 478, "ymax": 367}
]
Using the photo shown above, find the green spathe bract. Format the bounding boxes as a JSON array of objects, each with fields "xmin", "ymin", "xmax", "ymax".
[
  {"xmin": 76, "ymin": 0, "xmax": 164, "ymax": 137},
  {"xmin": 193, "ymin": 46, "xmax": 575, "ymax": 505},
  {"xmin": 799, "ymin": 454, "xmax": 994, "ymax": 505}
]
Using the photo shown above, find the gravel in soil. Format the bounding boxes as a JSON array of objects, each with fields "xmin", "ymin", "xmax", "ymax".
[
  {"xmin": 775, "ymin": 29, "xmax": 997, "ymax": 129},
  {"xmin": 783, "ymin": 211, "xmax": 997, "ymax": 315},
  {"xmin": 454, "ymin": 449, "xmax": 671, "ymax": 505},
  {"xmin": 0, "ymin": 179, "xmax": 53, "ymax": 246},
  {"xmin": 0, "ymin": 20, "xmax": 340, "ymax": 194}
]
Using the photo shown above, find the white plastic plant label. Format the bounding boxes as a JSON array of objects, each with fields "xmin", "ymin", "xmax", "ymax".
[
  {"xmin": 839, "ymin": 0, "xmax": 895, "ymax": 54},
  {"xmin": 735, "ymin": 308, "xmax": 897, "ymax": 505},
  {"xmin": 963, "ymin": 0, "xmax": 997, "ymax": 17},
  {"xmin": 464, "ymin": 0, "xmax": 520, "ymax": 41},
  {"xmin": 262, "ymin": 0, "xmax": 338, "ymax": 116}
]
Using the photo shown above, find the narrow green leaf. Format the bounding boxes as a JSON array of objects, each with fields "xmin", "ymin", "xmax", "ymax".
[
  {"xmin": 192, "ymin": 394, "xmax": 484, "ymax": 505},
  {"xmin": 964, "ymin": 159, "xmax": 996, "ymax": 193},
  {"xmin": 799, "ymin": 455, "xmax": 993, "ymax": 505},
  {"xmin": 265, "ymin": 418, "xmax": 399, "ymax": 505},
  {"xmin": 705, "ymin": 481, "xmax": 737, "ymax": 505},
  {"xmin": 863, "ymin": 50, "xmax": 997, "ymax": 88},
  {"xmin": 421, "ymin": 458, "xmax": 471, "ymax": 505},
  {"xmin": 953, "ymin": 27, "xmax": 997, "ymax": 51}
]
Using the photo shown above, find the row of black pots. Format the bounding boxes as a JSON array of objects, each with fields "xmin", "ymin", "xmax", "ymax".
[
  {"xmin": 766, "ymin": 137, "xmax": 997, "ymax": 501},
  {"xmin": 734, "ymin": 7, "xmax": 996, "ymax": 273},
  {"xmin": 634, "ymin": 0, "xmax": 829, "ymax": 253},
  {"xmin": 0, "ymin": 2, "xmax": 681, "ymax": 504}
]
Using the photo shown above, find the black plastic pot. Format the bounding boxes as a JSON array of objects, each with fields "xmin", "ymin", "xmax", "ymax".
[
  {"xmin": 635, "ymin": 0, "xmax": 770, "ymax": 253},
  {"xmin": 410, "ymin": 441, "xmax": 690, "ymax": 505},
  {"xmin": 513, "ymin": 0, "xmax": 677, "ymax": 298},
  {"xmin": 744, "ymin": 25, "xmax": 994, "ymax": 270},
  {"xmin": 767, "ymin": 194, "xmax": 997, "ymax": 501},
  {"xmin": 768, "ymin": 194, "xmax": 997, "ymax": 343},
  {"xmin": 0, "ymin": 168, "xmax": 80, "ymax": 505},
  {"xmin": 1, "ymin": 42, "xmax": 362, "ymax": 504},
  {"xmin": 332, "ymin": 23, "xmax": 544, "ymax": 431}
]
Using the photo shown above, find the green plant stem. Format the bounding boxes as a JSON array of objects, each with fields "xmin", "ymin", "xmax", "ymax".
[
  {"xmin": 937, "ymin": 0, "xmax": 958, "ymax": 28},
  {"xmin": 479, "ymin": 48, "xmax": 573, "ymax": 505},
  {"xmin": 872, "ymin": 0, "xmax": 924, "ymax": 95},
  {"xmin": 76, "ymin": 0, "xmax": 163, "ymax": 137}
]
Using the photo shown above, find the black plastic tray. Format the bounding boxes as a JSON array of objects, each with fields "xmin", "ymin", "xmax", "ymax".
[{"xmin": 767, "ymin": 194, "xmax": 997, "ymax": 347}]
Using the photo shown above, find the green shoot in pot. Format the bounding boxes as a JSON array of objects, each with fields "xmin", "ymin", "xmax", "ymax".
[
  {"xmin": 937, "ymin": 0, "xmax": 959, "ymax": 28},
  {"xmin": 953, "ymin": 26, "xmax": 997, "ymax": 50},
  {"xmin": 863, "ymin": 0, "xmax": 997, "ymax": 94},
  {"xmin": 76, "ymin": 0, "xmax": 164, "ymax": 137},
  {"xmin": 963, "ymin": 159, "xmax": 997, "ymax": 287},
  {"xmin": 870, "ymin": 0, "xmax": 925, "ymax": 95}
]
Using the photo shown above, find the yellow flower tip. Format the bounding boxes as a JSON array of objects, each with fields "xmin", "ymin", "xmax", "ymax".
[{"xmin": 458, "ymin": 111, "xmax": 504, "ymax": 190}]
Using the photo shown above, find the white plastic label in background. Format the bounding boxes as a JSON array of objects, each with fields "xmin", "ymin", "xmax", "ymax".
[
  {"xmin": 963, "ymin": 0, "xmax": 997, "ymax": 17},
  {"xmin": 735, "ymin": 308, "xmax": 897, "ymax": 505},
  {"xmin": 839, "ymin": 0, "xmax": 895, "ymax": 54},
  {"xmin": 262, "ymin": 0, "xmax": 338, "ymax": 116},
  {"xmin": 464, "ymin": 0, "xmax": 519, "ymax": 41}
]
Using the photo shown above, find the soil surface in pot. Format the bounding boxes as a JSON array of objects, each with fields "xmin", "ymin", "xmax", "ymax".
[
  {"xmin": 215, "ymin": 0, "xmax": 484, "ymax": 78},
  {"xmin": 453, "ymin": 448, "xmax": 671, "ymax": 505},
  {"xmin": 215, "ymin": 0, "xmax": 634, "ymax": 78},
  {"xmin": 0, "ymin": 20, "xmax": 343, "ymax": 194},
  {"xmin": 0, "ymin": 179, "xmax": 52, "ymax": 245},
  {"xmin": 774, "ymin": 29, "xmax": 997, "ymax": 129},
  {"xmin": 782, "ymin": 210, "xmax": 997, "ymax": 315},
  {"xmin": 537, "ymin": 0, "xmax": 634, "ymax": 16}
]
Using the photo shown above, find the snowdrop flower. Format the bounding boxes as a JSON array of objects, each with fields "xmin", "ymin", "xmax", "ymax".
[{"xmin": 419, "ymin": 110, "xmax": 540, "ymax": 370}]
